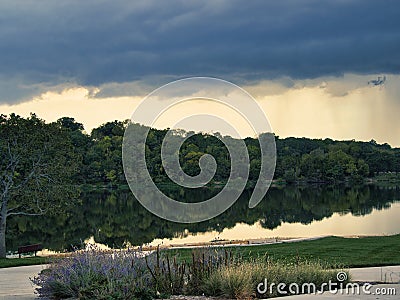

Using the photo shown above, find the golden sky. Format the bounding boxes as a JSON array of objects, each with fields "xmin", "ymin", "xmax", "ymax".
[{"xmin": 1, "ymin": 74, "xmax": 399, "ymax": 147}]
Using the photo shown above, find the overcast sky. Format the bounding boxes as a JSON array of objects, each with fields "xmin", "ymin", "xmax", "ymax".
[{"xmin": 1, "ymin": 0, "xmax": 399, "ymax": 145}]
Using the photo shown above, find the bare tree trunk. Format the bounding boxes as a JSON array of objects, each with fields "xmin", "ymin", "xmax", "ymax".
[{"xmin": 0, "ymin": 212, "xmax": 6, "ymax": 258}]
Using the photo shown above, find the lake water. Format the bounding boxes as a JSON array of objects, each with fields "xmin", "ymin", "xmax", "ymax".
[{"xmin": 6, "ymin": 184, "xmax": 400, "ymax": 252}]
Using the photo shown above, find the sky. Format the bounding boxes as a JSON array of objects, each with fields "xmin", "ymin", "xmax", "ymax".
[{"xmin": 1, "ymin": 0, "xmax": 400, "ymax": 146}]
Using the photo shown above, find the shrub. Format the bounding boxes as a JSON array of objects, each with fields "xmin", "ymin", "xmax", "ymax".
[
  {"xmin": 147, "ymin": 247, "xmax": 234, "ymax": 296},
  {"xmin": 32, "ymin": 246, "xmax": 154, "ymax": 300}
]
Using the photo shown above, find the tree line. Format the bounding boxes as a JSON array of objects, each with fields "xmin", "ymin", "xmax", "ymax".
[{"xmin": 55, "ymin": 116, "xmax": 400, "ymax": 186}]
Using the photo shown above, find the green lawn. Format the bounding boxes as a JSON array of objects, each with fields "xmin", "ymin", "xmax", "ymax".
[
  {"xmin": 167, "ymin": 234, "xmax": 400, "ymax": 268},
  {"xmin": 0, "ymin": 256, "xmax": 48, "ymax": 268},
  {"xmin": 1, "ymin": 234, "xmax": 399, "ymax": 269}
]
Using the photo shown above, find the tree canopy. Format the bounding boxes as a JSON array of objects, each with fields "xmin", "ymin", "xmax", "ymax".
[
  {"xmin": 73, "ymin": 120, "xmax": 400, "ymax": 187},
  {"xmin": 0, "ymin": 114, "xmax": 80, "ymax": 257}
]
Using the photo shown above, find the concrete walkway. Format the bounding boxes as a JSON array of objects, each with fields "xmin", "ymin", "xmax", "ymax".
[
  {"xmin": 276, "ymin": 284, "xmax": 399, "ymax": 299},
  {"xmin": 350, "ymin": 266, "xmax": 400, "ymax": 283},
  {"xmin": 0, "ymin": 265, "xmax": 399, "ymax": 299},
  {"xmin": 0, "ymin": 265, "xmax": 45, "ymax": 300}
]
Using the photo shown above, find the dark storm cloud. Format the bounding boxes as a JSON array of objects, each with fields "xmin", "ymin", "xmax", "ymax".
[{"xmin": 1, "ymin": 0, "xmax": 400, "ymax": 103}]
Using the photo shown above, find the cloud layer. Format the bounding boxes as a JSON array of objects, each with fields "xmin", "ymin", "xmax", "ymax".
[{"xmin": 1, "ymin": 0, "xmax": 400, "ymax": 103}]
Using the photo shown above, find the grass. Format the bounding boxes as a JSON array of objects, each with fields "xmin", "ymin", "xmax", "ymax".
[
  {"xmin": 201, "ymin": 259, "xmax": 343, "ymax": 298},
  {"xmin": 168, "ymin": 234, "xmax": 400, "ymax": 268},
  {"xmin": 0, "ymin": 256, "xmax": 48, "ymax": 268},
  {"xmin": 2, "ymin": 234, "xmax": 399, "ymax": 269}
]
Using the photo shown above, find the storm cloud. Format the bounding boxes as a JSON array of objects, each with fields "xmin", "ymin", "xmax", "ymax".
[{"xmin": 1, "ymin": 0, "xmax": 400, "ymax": 103}]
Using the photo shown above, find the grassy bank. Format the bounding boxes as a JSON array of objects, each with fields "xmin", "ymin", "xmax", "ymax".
[
  {"xmin": 1, "ymin": 234, "xmax": 399, "ymax": 269},
  {"xmin": 169, "ymin": 234, "xmax": 400, "ymax": 268},
  {"xmin": 0, "ymin": 256, "xmax": 48, "ymax": 268}
]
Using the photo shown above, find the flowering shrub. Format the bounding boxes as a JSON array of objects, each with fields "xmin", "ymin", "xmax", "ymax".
[{"xmin": 32, "ymin": 246, "xmax": 154, "ymax": 300}]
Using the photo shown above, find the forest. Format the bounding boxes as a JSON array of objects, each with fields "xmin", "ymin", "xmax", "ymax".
[
  {"xmin": 53, "ymin": 116, "xmax": 400, "ymax": 186},
  {"xmin": 2, "ymin": 113, "xmax": 400, "ymax": 188}
]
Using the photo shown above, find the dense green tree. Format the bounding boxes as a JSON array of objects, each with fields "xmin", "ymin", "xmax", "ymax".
[
  {"xmin": 57, "ymin": 117, "xmax": 84, "ymax": 131},
  {"xmin": 0, "ymin": 114, "xmax": 79, "ymax": 257},
  {"xmin": 56, "ymin": 117, "xmax": 90, "ymax": 183},
  {"xmin": 79, "ymin": 121, "xmax": 400, "ymax": 185},
  {"xmin": 91, "ymin": 120, "xmax": 127, "ymax": 141}
]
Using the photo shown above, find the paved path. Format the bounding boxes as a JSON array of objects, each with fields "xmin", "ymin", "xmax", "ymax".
[
  {"xmin": 350, "ymin": 266, "xmax": 400, "ymax": 283},
  {"xmin": 276, "ymin": 284, "xmax": 399, "ymax": 299},
  {"xmin": 0, "ymin": 265, "xmax": 45, "ymax": 300},
  {"xmin": 0, "ymin": 265, "xmax": 399, "ymax": 299}
]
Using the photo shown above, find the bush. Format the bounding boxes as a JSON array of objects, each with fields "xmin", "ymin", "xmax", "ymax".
[
  {"xmin": 32, "ymin": 246, "xmax": 154, "ymax": 300},
  {"xmin": 147, "ymin": 247, "xmax": 234, "ymax": 296}
]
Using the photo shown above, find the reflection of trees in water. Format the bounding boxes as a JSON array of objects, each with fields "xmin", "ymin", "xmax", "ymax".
[{"xmin": 6, "ymin": 185, "xmax": 400, "ymax": 251}]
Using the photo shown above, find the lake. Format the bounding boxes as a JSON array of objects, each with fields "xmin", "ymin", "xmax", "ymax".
[{"xmin": 6, "ymin": 184, "xmax": 400, "ymax": 252}]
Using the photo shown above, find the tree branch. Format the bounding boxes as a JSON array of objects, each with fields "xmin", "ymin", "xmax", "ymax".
[
  {"xmin": 12, "ymin": 169, "xmax": 36, "ymax": 190},
  {"xmin": 7, "ymin": 211, "xmax": 45, "ymax": 217},
  {"xmin": 6, "ymin": 205, "xmax": 21, "ymax": 213},
  {"xmin": 7, "ymin": 201, "xmax": 47, "ymax": 217}
]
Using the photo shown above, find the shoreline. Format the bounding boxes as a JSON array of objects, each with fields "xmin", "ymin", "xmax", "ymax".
[
  {"xmin": 3, "ymin": 234, "xmax": 400, "ymax": 270},
  {"xmin": 8, "ymin": 233, "xmax": 398, "ymax": 259}
]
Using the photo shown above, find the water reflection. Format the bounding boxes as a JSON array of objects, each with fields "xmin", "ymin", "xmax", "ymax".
[
  {"xmin": 151, "ymin": 202, "xmax": 400, "ymax": 246},
  {"xmin": 6, "ymin": 185, "xmax": 400, "ymax": 251}
]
